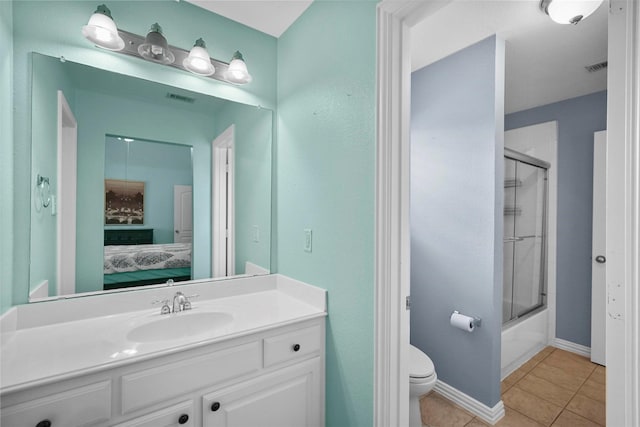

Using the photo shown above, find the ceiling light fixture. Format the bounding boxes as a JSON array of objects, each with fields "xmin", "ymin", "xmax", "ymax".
[
  {"xmin": 540, "ymin": 0, "xmax": 604, "ymax": 25},
  {"xmin": 183, "ymin": 38, "xmax": 215, "ymax": 76},
  {"xmin": 81, "ymin": 4, "xmax": 253, "ymax": 85},
  {"xmin": 81, "ymin": 4, "xmax": 125, "ymax": 51}
]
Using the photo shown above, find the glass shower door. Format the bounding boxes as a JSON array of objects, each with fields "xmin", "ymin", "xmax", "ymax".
[{"xmin": 503, "ymin": 151, "xmax": 548, "ymax": 324}]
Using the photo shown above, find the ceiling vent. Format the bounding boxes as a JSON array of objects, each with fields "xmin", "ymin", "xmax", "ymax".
[
  {"xmin": 585, "ymin": 61, "xmax": 608, "ymax": 73},
  {"xmin": 166, "ymin": 93, "xmax": 196, "ymax": 103}
]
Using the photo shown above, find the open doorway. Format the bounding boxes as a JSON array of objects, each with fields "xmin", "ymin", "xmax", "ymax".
[{"xmin": 375, "ymin": 1, "xmax": 639, "ymax": 426}]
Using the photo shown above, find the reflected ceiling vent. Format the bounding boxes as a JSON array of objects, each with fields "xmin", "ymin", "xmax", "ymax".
[
  {"xmin": 585, "ymin": 61, "xmax": 608, "ymax": 73},
  {"xmin": 166, "ymin": 93, "xmax": 195, "ymax": 103}
]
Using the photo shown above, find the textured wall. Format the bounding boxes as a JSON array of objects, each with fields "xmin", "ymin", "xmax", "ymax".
[
  {"xmin": 410, "ymin": 36, "xmax": 504, "ymax": 407},
  {"xmin": 506, "ymin": 91, "xmax": 607, "ymax": 347},
  {"xmin": 276, "ymin": 1, "xmax": 377, "ymax": 425}
]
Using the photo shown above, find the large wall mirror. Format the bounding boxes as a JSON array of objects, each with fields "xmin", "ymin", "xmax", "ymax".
[{"xmin": 29, "ymin": 53, "xmax": 272, "ymax": 300}]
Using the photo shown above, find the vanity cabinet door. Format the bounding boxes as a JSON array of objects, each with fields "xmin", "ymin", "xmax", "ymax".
[
  {"xmin": 202, "ymin": 357, "xmax": 322, "ymax": 427},
  {"xmin": 112, "ymin": 401, "xmax": 194, "ymax": 427}
]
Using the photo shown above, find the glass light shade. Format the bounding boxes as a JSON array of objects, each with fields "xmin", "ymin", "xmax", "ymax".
[
  {"xmin": 546, "ymin": 0, "xmax": 604, "ymax": 24},
  {"xmin": 81, "ymin": 5, "xmax": 124, "ymax": 51},
  {"xmin": 138, "ymin": 23, "xmax": 175, "ymax": 65},
  {"xmin": 224, "ymin": 51, "xmax": 253, "ymax": 85},
  {"xmin": 183, "ymin": 39, "xmax": 215, "ymax": 76}
]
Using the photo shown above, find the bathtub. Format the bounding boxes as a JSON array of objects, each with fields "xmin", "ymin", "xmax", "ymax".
[{"xmin": 501, "ymin": 308, "xmax": 549, "ymax": 379}]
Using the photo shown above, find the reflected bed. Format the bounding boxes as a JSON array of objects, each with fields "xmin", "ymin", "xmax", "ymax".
[{"xmin": 103, "ymin": 229, "xmax": 191, "ymax": 290}]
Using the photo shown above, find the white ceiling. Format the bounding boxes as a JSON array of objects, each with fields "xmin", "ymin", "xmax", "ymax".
[
  {"xmin": 185, "ymin": 0, "xmax": 313, "ymax": 38},
  {"xmin": 411, "ymin": 1, "xmax": 608, "ymax": 114},
  {"xmin": 184, "ymin": 0, "xmax": 607, "ymax": 114}
]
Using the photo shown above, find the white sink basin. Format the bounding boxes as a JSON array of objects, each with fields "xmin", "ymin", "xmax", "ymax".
[{"xmin": 127, "ymin": 311, "xmax": 233, "ymax": 343}]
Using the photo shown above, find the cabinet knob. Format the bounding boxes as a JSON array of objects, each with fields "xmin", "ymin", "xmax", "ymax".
[
  {"xmin": 211, "ymin": 401, "xmax": 221, "ymax": 411},
  {"xmin": 292, "ymin": 344, "xmax": 301, "ymax": 352},
  {"xmin": 36, "ymin": 421, "xmax": 52, "ymax": 427},
  {"xmin": 178, "ymin": 414, "xmax": 189, "ymax": 424}
]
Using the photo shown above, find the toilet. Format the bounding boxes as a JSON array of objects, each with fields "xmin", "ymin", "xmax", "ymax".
[{"xmin": 409, "ymin": 344, "xmax": 437, "ymax": 427}]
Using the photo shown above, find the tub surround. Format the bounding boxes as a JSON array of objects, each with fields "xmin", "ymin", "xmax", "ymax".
[{"xmin": 0, "ymin": 274, "xmax": 326, "ymax": 394}]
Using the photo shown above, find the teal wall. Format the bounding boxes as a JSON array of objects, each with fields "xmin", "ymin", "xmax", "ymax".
[
  {"xmin": 277, "ymin": 2, "xmax": 377, "ymax": 425},
  {"xmin": 105, "ymin": 138, "xmax": 193, "ymax": 244},
  {"xmin": 11, "ymin": 1, "xmax": 277, "ymax": 304},
  {"xmin": 0, "ymin": 0, "xmax": 14, "ymax": 312}
]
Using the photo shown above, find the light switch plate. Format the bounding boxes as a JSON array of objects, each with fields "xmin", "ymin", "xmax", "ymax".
[
  {"xmin": 304, "ymin": 229, "xmax": 312, "ymax": 253},
  {"xmin": 252, "ymin": 225, "xmax": 259, "ymax": 243}
]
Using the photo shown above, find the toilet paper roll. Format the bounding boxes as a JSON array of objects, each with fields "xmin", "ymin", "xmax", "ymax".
[{"xmin": 450, "ymin": 311, "xmax": 475, "ymax": 332}]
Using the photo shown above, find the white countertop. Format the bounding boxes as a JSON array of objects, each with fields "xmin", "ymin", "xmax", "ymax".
[{"xmin": 0, "ymin": 274, "xmax": 326, "ymax": 394}]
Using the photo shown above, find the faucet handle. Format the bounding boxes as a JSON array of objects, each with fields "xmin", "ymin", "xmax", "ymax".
[
  {"xmin": 152, "ymin": 298, "xmax": 171, "ymax": 315},
  {"xmin": 183, "ymin": 294, "xmax": 199, "ymax": 311}
]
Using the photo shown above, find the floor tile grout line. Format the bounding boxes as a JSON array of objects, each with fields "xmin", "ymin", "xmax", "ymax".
[{"xmin": 563, "ymin": 407, "xmax": 606, "ymax": 427}]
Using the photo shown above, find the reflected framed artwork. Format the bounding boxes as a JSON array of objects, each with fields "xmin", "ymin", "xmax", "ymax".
[{"xmin": 105, "ymin": 179, "xmax": 145, "ymax": 225}]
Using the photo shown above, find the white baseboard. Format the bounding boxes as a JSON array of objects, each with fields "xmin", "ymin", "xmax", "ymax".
[
  {"xmin": 434, "ymin": 380, "xmax": 505, "ymax": 425},
  {"xmin": 552, "ymin": 338, "xmax": 591, "ymax": 358}
]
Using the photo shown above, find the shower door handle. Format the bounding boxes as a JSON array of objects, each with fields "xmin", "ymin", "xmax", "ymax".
[
  {"xmin": 503, "ymin": 237, "xmax": 523, "ymax": 243},
  {"xmin": 595, "ymin": 255, "xmax": 606, "ymax": 264}
]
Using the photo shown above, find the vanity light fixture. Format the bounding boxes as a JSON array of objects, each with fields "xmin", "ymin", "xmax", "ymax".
[
  {"xmin": 225, "ymin": 51, "xmax": 253, "ymax": 84},
  {"xmin": 81, "ymin": 4, "xmax": 125, "ymax": 51},
  {"xmin": 540, "ymin": 0, "xmax": 604, "ymax": 25},
  {"xmin": 81, "ymin": 4, "xmax": 253, "ymax": 85},
  {"xmin": 183, "ymin": 38, "xmax": 216, "ymax": 76},
  {"xmin": 138, "ymin": 23, "xmax": 175, "ymax": 65}
]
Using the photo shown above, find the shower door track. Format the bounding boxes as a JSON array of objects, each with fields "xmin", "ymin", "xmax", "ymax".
[{"xmin": 504, "ymin": 147, "xmax": 551, "ymax": 169}]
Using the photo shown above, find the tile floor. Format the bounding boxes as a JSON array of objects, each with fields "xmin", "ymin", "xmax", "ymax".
[{"xmin": 420, "ymin": 346, "xmax": 606, "ymax": 427}]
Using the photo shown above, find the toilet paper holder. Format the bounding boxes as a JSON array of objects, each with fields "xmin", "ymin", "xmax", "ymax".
[{"xmin": 452, "ymin": 311, "xmax": 482, "ymax": 328}]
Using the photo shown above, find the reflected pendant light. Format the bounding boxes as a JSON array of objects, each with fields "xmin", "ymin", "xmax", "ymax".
[
  {"xmin": 183, "ymin": 38, "xmax": 215, "ymax": 76},
  {"xmin": 81, "ymin": 4, "xmax": 124, "ymax": 51},
  {"xmin": 224, "ymin": 51, "xmax": 253, "ymax": 84},
  {"xmin": 540, "ymin": 0, "xmax": 604, "ymax": 25},
  {"xmin": 138, "ymin": 23, "xmax": 175, "ymax": 64}
]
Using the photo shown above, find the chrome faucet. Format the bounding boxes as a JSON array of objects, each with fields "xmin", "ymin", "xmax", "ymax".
[
  {"xmin": 153, "ymin": 292, "xmax": 198, "ymax": 314},
  {"xmin": 172, "ymin": 291, "xmax": 187, "ymax": 313}
]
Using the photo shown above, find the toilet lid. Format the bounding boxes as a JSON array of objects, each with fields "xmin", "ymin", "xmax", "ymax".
[{"xmin": 409, "ymin": 344, "xmax": 435, "ymax": 378}]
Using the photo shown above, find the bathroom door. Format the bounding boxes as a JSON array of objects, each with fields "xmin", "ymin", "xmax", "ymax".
[{"xmin": 591, "ymin": 131, "xmax": 607, "ymax": 365}]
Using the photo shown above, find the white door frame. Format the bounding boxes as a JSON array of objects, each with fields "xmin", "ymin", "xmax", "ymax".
[
  {"xmin": 56, "ymin": 91, "xmax": 77, "ymax": 296},
  {"xmin": 375, "ymin": 2, "xmax": 450, "ymax": 425},
  {"xmin": 375, "ymin": 1, "xmax": 640, "ymax": 426},
  {"xmin": 604, "ymin": 1, "xmax": 640, "ymax": 425},
  {"xmin": 212, "ymin": 125, "xmax": 235, "ymax": 278}
]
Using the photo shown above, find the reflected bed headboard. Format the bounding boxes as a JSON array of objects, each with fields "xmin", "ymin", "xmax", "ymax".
[{"xmin": 104, "ymin": 229, "xmax": 153, "ymax": 246}]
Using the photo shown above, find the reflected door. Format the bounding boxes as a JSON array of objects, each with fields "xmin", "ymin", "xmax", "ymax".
[{"xmin": 174, "ymin": 185, "xmax": 193, "ymax": 243}]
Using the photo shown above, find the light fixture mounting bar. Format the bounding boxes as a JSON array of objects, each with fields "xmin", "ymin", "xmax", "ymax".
[{"xmin": 116, "ymin": 29, "xmax": 231, "ymax": 83}]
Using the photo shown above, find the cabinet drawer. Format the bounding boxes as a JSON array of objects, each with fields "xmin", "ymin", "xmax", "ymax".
[
  {"xmin": 113, "ymin": 401, "xmax": 193, "ymax": 427},
  {"xmin": 263, "ymin": 325, "xmax": 322, "ymax": 368},
  {"xmin": 121, "ymin": 341, "xmax": 260, "ymax": 414},
  {"xmin": 1, "ymin": 380, "xmax": 111, "ymax": 427}
]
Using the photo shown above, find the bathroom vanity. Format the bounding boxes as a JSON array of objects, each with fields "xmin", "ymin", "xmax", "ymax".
[{"xmin": 0, "ymin": 275, "xmax": 326, "ymax": 426}]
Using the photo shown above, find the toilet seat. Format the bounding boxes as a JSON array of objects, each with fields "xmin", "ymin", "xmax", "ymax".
[{"xmin": 409, "ymin": 344, "xmax": 435, "ymax": 380}]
